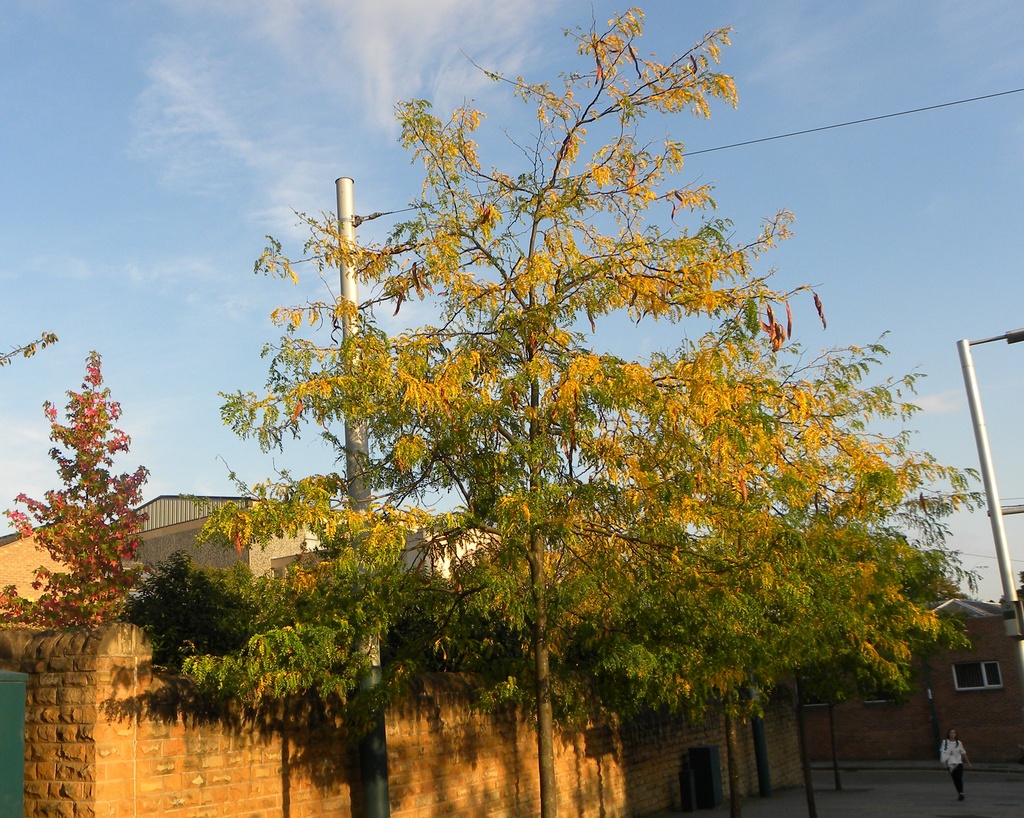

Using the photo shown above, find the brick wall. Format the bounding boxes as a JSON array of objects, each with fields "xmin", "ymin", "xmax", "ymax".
[
  {"xmin": 0, "ymin": 520, "xmax": 308, "ymax": 598},
  {"xmin": 803, "ymin": 615, "xmax": 1024, "ymax": 762},
  {"xmin": 0, "ymin": 625, "xmax": 802, "ymax": 817},
  {"xmin": 0, "ymin": 535, "xmax": 62, "ymax": 601}
]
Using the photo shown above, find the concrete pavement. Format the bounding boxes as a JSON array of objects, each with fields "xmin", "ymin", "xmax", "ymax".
[{"xmin": 652, "ymin": 763, "xmax": 1024, "ymax": 818}]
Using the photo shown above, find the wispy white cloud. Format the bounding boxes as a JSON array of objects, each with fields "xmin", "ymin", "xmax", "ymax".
[
  {"xmin": 928, "ymin": 0, "xmax": 1024, "ymax": 80},
  {"xmin": 19, "ymin": 253, "xmax": 94, "ymax": 281},
  {"xmin": 160, "ymin": 0, "xmax": 553, "ymax": 122},
  {"xmin": 741, "ymin": 0, "xmax": 1024, "ymax": 121},
  {"xmin": 336, "ymin": 0, "xmax": 553, "ymax": 129},
  {"xmin": 131, "ymin": 44, "xmax": 273, "ymax": 192},
  {"xmin": 135, "ymin": 0, "xmax": 556, "ymax": 219},
  {"xmin": 738, "ymin": 2, "xmax": 890, "ymax": 109},
  {"xmin": 0, "ymin": 415, "xmax": 56, "ymax": 524},
  {"xmin": 914, "ymin": 388, "xmax": 963, "ymax": 415}
]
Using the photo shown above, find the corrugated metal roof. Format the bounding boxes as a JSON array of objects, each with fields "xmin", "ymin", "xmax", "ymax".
[{"xmin": 136, "ymin": 495, "xmax": 246, "ymax": 532}]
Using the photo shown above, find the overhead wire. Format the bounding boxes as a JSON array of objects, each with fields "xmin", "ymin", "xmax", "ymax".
[
  {"xmin": 682, "ymin": 87, "xmax": 1024, "ymax": 589},
  {"xmin": 355, "ymin": 90, "xmax": 1024, "ymax": 219},
  {"xmin": 687, "ymin": 87, "xmax": 1024, "ymax": 156}
]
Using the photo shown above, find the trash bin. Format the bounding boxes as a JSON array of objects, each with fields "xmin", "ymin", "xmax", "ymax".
[
  {"xmin": 0, "ymin": 670, "xmax": 27, "ymax": 815},
  {"xmin": 688, "ymin": 745, "xmax": 723, "ymax": 809}
]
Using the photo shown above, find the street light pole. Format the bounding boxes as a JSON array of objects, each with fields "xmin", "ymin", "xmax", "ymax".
[
  {"xmin": 337, "ymin": 176, "xmax": 392, "ymax": 818},
  {"xmin": 957, "ymin": 329, "xmax": 1024, "ymax": 709}
]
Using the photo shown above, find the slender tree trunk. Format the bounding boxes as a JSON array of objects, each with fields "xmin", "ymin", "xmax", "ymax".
[
  {"xmin": 828, "ymin": 703, "xmax": 841, "ymax": 791},
  {"xmin": 724, "ymin": 706, "xmax": 743, "ymax": 818},
  {"xmin": 794, "ymin": 678, "xmax": 818, "ymax": 818},
  {"xmin": 529, "ymin": 529, "xmax": 557, "ymax": 818},
  {"xmin": 524, "ymin": 289, "xmax": 557, "ymax": 818}
]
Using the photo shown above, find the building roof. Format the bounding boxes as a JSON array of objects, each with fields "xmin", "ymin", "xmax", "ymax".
[
  {"xmin": 932, "ymin": 598, "xmax": 1002, "ymax": 618},
  {"xmin": 1, "ymin": 495, "xmax": 246, "ymax": 546},
  {"xmin": 136, "ymin": 495, "xmax": 246, "ymax": 532}
]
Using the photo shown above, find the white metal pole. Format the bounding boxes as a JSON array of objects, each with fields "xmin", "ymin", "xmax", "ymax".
[
  {"xmin": 957, "ymin": 337, "xmax": 1024, "ymax": 720},
  {"xmin": 336, "ymin": 176, "xmax": 391, "ymax": 818},
  {"xmin": 336, "ymin": 177, "xmax": 371, "ymax": 510},
  {"xmin": 958, "ymin": 339, "xmax": 1019, "ymax": 611}
]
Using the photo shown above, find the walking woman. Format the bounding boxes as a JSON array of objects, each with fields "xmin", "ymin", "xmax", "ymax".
[{"xmin": 940, "ymin": 728, "xmax": 971, "ymax": 801}]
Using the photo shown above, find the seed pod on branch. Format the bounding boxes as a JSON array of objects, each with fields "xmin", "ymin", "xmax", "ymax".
[{"xmin": 813, "ymin": 291, "xmax": 827, "ymax": 329}]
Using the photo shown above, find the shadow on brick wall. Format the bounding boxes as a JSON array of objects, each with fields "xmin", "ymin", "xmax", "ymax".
[
  {"xmin": 101, "ymin": 671, "xmax": 361, "ymax": 792},
  {"xmin": 0, "ymin": 624, "xmax": 805, "ymax": 818},
  {"xmin": 0, "ymin": 624, "xmax": 362, "ymax": 817}
]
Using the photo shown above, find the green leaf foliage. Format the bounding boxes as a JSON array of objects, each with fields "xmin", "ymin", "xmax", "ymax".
[
  {"xmin": 0, "ymin": 332, "xmax": 57, "ymax": 368},
  {"xmin": 124, "ymin": 551, "xmax": 264, "ymax": 671}
]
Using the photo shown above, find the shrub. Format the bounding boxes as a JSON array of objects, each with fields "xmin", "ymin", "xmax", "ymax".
[{"xmin": 124, "ymin": 551, "xmax": 262, "ymax": 671}]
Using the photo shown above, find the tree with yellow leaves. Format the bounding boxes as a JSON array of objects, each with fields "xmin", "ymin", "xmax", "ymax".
[{"xmin": 202, "ymin": 9, "xmax": 972, "ymax": 817}]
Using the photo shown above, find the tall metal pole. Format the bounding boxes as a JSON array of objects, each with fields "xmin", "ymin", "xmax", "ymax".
[
  {"xmin": 958, "ymin": 339, "xmax": 1019, "ymax": 614},
  {"xmin": 336, "ymin": 177, "xmax": 370, "ymax": 506},
  {"xmin": 337, "ymin": 177, "xmax": 391, "ymax": 818},
  {"xmin": 957, "ymin": 333, "xmax": 1024, "ymax": 718}
]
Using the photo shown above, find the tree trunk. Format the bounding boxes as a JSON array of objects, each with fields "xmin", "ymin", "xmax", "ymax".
[
  {"xmin": 828, "ymin": 703, "xmax": 841, "ymax": 791},
  {"xmin": 529, "ymin": 529, "xmax": 558, "ymax": 818},
  {"xmin": 794, "ymin": 678, "xmax": 817, "ymax": 818},
  {"xmin": 525, "ymin": 310, "xmax": 557, "ymax": 818},
  {"xmin": 724, "ymin": 706, "xmax": 743, "ymax": 818}
]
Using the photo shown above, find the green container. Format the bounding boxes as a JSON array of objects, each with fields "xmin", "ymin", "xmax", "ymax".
[{"xmin": 0, "ymin": 671, "xmax": 27, "ymax": 816}]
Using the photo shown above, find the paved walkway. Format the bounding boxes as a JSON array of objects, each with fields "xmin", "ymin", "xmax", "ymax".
[{"xmin": 652, "ymin": 763, "xmax": 1024, "ymax": 818}]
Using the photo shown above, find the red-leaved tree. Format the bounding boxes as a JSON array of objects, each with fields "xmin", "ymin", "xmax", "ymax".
[{"xmin": 1, "ymin": 351, "xmax": 149, "ymax": 627}]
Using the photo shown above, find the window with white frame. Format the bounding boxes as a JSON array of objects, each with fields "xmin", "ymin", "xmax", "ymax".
[{"xmin": 953, "ymin": 660, "xmax": 1002, "ymax": 691}]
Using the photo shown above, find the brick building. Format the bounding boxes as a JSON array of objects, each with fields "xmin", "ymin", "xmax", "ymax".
[
  {"xmin": 0, "ymin": 533, "xmax": 61, "ymax": 601},
  {"xmin": 803, "ymin": 600, "xmax": 1024, "ymax": 762},
  {"xmin": 133, "ymin": 495, "xmax": 311, "ymax": 577},
  {"xmin": 0, "ymin": 495, "xmax": 313, "ymax": 599}
]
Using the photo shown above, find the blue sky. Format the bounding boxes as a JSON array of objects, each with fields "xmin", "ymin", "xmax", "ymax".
[{"xmin": 2, "ymin": 1, "xmax": 1023, "ymax": 600}]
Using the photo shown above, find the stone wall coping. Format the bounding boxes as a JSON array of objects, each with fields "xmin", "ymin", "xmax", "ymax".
[{"xmin": 0, "ymin": 624, "xmax": 151, "ymax": 672}]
